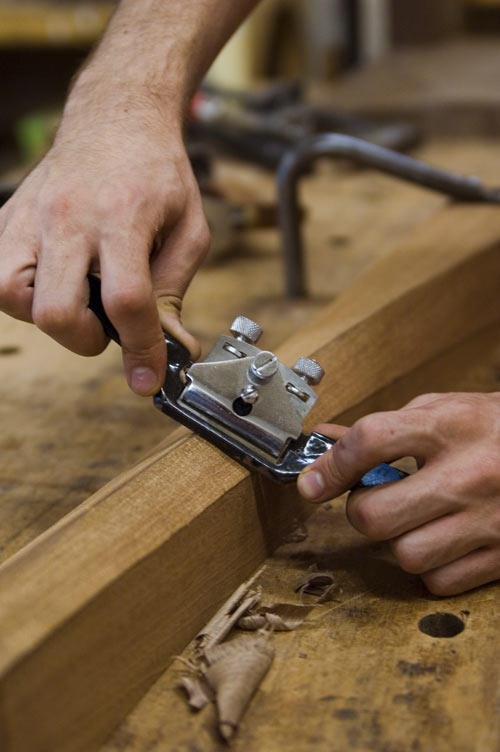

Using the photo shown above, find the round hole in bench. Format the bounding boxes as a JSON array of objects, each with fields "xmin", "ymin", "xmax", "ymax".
[{"xmin": 418, "ymin": 612, "xmax": 465, "ymax": 638}]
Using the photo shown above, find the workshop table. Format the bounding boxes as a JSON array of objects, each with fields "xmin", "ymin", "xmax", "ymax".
[{"xmin": 1, "ymin": 135, "xmax": 499, "ymax": 752}]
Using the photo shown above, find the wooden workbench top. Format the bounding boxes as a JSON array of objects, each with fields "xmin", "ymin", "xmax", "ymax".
[
  {"xmin": 1, "ymin": 137, "xmax": 500, "ymax": 751},
  {"xmin": 2, "ymin": 137, "xmax": 499, "ymax": 562}
]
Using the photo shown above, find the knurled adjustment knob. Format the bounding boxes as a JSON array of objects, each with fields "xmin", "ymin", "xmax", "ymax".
[
  {"xmin": 230, "ymin": 315, "xmax": 263, "ymax": 344},
  {"xmin": 293, "ymin": 357, "xmax": 325, "ymax": 386}
]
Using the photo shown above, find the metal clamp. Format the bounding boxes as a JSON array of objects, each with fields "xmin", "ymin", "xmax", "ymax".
[{"xmin": 277, "ymin": 133, "xmax": 500, "ymax": 297}]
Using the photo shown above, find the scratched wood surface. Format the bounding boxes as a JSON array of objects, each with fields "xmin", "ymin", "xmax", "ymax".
[
  {"xmin": 101, "ymin": 323, "xmax": 500, "ymax": 752},
  {"xmin": 2, "ymin": 196, "xmax": 500, "ymax": 752},
  {"xmin": 1, "ymin": 140, "xmax": 500, "ymax": 752},
  {"xmin": 1, "ymin": 137, "xmax": 498, "ymax": 564}
]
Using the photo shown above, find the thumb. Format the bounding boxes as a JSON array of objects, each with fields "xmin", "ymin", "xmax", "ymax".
[
  {"xmin": 297, "ymin": 427, "xmax": 354, "ymax": 503},
  {"xmin": 157, "ymin": 294, "xmax": 201, "ymax": 361}
]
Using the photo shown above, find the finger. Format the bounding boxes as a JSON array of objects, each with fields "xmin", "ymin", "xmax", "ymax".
[
  {"xmin": 32, "ymin": 235, "xmax": 109, "ymax": 355},
  {"xmin": 0, "ymin": 261, "xmax": 35, "ymax": 321},
  {"xmin": 421, "ymin": 546, "xmax": 500, "ymax": 596},
  {"xmin": 0, "ymin": 219, "xmax": 37, "ymax": 321},
  {"xmin": 151, "ymin": 186, "xmax": 209, "ymax": 360},
  {"xmin": 311, "ymin": 423, "xmax": 349, "ymax": 440},
  {"xmin": 100, "ymin": 232, "xmax": 166, "ymax": 396},
  {"xmin": 297, "ymin": 409, "xmax": 437, "ymax": 502},
  {"xmin": 390, "ymin": 511, "xmax": 492, "ymax": 575},
  {"xmin": 345, "ymin": 467, "xmax": 458, "ymax": 540}
]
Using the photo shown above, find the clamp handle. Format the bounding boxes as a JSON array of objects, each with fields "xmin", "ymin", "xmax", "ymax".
[{"xmin": 87, "ymin": 275, "xmax": 121, "ymax": 344}]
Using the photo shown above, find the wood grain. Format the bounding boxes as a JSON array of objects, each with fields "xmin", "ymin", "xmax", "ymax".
[{"xmin": 1, "ymin": 202, "xmax": 500, "ymax": 751}]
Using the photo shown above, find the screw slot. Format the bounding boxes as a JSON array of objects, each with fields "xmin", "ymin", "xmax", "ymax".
[
  {"xmin": 232, "ymin": 397, "xmax": 253, "ymax": 417},
  {"xmin": 418, "ymin": 612, "xmax": 465, "ymax": 638}
]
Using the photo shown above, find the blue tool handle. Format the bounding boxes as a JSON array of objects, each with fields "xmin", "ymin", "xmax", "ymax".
[{"xmin": 357, "ymin": 462, "xmax": 408, "ymax": 488}]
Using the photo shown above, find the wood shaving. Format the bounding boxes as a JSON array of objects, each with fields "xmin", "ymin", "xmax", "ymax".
[
  {"xmin": 179, "ymin": 675, "xmax": 212, "ymax": 710},
  {"xmin": 238, "ymin": 603, "xmax": 310, "ymax": 631},
  {"xmin": 196, "ymin": 568, "xmax": 263, "ymax": 650},
  {"xmin": 202, "ymin": 634, "xmax": 275, "ymax": 741},
  {"xmin": 295, "ymin": 571, "xmax": 337, "ymax": 601}
]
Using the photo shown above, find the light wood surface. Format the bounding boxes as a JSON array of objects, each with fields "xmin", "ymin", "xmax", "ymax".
[{"xmin": 1, "ymin": 195, "xmax": 500, "ymax": 751}]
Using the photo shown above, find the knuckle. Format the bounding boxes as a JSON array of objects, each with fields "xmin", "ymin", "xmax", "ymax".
[
  {"xmin": 32, "ymin": 301, "xmax": 76, "ymax": 334},
  {"xmin": 465, "ymin": 454, "xmax": 500, "ymax": 497},
  {"xmin": 406, "ymin": 392, "xmax": 441, "ymax": 409},
  {"xmin": 444, "ymin": 394, "xmax": 477, "ymax": 428},
  {"xmin": 391, "ymin": 538, "xmax": 427, "ymax": 575},
  {"xmin": 0, "ymin": 270, "xmax": 20, "ymax": 308},
  {"xmin": 97, "ymin": 182, "xmax": 144, "ymax": 217},
  {"xmin": 347, "ymin": 497, "xmax": 386, "ymax": 539},
  {"xmin": 351, "ymin": 413, "xmax": 392, "ymax": 453},
  {"xmin": 192, "ymin": 219, "xmax": 211, "ymax": 259},
  {"xmin": 104, "ymin": 285, "xmax": 151, "ymax": 320},
  {"xmin": 163, "ymin": 183, "xmax": 187, "ymax": 218},
  {"xmin": 41, "ymin": 191, "xmax": 75, "ymax": 223},
  {"xmin": 421, "ymin": 571, "xmax": 452, "ymax": 597}
]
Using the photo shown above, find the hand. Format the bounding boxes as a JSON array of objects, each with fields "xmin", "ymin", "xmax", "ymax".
[
  {"xmin": 0, "ymin": 78, "xmax": 209, "ymax": 396},
  {"xmin": 297, "ymin": 393, "xmax": 500, "ymax": 595}
]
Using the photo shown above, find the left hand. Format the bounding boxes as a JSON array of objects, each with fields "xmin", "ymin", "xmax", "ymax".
[{"xmin": 297, "ymin": 392, "xmax": 500, "ymax": 595}]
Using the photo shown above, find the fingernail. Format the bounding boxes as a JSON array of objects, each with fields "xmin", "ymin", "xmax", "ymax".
[
  {"xmin": 297, "ymin": 470, "xmax": 325, "ymax": 501},
  {"xmin": 130, "ymin": 367, "xmax": 158, "ymax": 395}
]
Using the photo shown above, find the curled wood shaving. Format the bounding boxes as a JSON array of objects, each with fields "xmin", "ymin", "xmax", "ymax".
[
  {"xmin": 203, "ymin": 634, "xmax": 275, "ymax": 741},
  {"xmin": 238, "ymin": 603, "xmax": 310, "ymax": 631},
  {"xmin": 295, "ymin": 571, "xmax": 337, "ymax": 601}
]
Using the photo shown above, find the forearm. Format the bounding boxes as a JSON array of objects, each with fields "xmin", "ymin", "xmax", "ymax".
[{"xmin": 61, "ymin": 0, "xmax": 260, "ymax": 133}]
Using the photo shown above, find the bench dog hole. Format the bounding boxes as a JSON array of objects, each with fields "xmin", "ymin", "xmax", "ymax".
[{"xmin": 418, "ymin": 612, "xmax": 465, "ymax": 638}]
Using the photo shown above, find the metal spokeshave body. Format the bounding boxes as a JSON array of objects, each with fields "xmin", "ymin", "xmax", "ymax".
[
  {"xmin": 88, "ymin": 278, "xmax": 405, "ymax": 486},
  {"xmin": 153, "ymin": 319, "xmax": 406, "ymax": 487}
]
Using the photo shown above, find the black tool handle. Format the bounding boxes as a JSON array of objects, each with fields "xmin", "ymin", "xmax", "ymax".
[{"xmin": 87, "ymin": 275, "xmax": 121, "ymax": 344}]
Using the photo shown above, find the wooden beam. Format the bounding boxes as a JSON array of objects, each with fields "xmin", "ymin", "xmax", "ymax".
[{"xmin": 1, "ymin": 204, "xmax": 500, "ymax": 752}]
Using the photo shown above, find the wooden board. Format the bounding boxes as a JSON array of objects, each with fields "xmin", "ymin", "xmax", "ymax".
[
  {"xmin": 1, "ymin": 202, "xmax": 500, "ymax": 751},
  {"xmin": 5, "ymin": 138, "xmax": 500, "ymax": 568}
]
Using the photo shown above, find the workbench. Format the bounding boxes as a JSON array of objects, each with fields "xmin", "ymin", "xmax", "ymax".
[{"xmin": 1, "ymin": 43, "xmax": 500, "ymax": 752}]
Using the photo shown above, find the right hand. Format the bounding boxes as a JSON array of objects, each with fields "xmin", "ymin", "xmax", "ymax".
[{"xmin": 0, "ymin": 79, "xmax": 210, "ymax": 395}]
